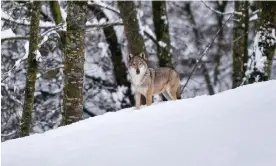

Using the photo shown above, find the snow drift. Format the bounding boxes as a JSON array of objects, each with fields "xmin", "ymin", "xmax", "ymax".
[{"xmin": 2, "ymin": 81, "xmax": 276, "ymax": 166}]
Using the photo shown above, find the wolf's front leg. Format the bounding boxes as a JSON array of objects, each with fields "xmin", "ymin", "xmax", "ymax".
[
  {"xmin": 146, "ymin": 92, "xmax": 153, "ymax": 106},
  {"xmin": 135, "ymin": 93, "xmax": 141, "ymax": 109}
]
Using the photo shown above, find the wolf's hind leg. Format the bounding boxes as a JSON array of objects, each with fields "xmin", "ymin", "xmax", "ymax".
[
  {"xmin": 167, "ymin": 87, "xmax": 178, "ymax": 100},
  {"xmin": 162, "ymin": 91, "xmax": 172, "ymax": 100}
]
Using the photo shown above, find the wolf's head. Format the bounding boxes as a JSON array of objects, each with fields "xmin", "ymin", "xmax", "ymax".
[{"xmin": 128, "ymin": 52, "xmax": 148, "ymax": 75}]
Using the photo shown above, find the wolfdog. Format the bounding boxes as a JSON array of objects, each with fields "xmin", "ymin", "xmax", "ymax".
[{"xmin": 128, "ymin": 52, "xmax": 181, "ymax": 109}]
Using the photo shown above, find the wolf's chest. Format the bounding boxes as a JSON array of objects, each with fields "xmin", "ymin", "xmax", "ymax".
[
  {"xmin": 129, "ymin": 69, "xmax": 145, "ymax": 85},
  {"xmin": 132, "ymin": 84, "xmax": 148, "ymax": 95},
  {"xmin": 129, "ymin": 73, "xmax": 148, "ymax": 95}
]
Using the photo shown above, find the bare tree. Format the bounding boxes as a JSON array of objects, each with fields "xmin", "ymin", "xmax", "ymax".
[
  {"xmin": 49, "ymin": 0, "xmax": 65, "ymax": 46},
  {"xmin": 62, "ymin": 1, "xmax": 88, "ymax": 125},
  {"xmin": 152, "ymin": 0, "xmax": 172, "ymax": 68},
  {"xmin": 213, "ymin": 1, "xmax": 228, "ymax": 85},
  {"xmin": 20, "ymin": 1, "xmax": 41, "ymax": 137},
  {"xmin": 232, "ymin": 1, "xmax": 249, "ymax": 88}
]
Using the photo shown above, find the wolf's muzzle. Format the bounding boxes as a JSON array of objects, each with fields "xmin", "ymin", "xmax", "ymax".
[{"xmin": 136, "ymin": 69, "xmax": 140, "ymax": 74}]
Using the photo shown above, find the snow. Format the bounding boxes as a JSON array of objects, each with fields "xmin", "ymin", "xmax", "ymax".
[
  {"xmin": 84, "ymin": 63, "xmax": 107, "ymax": 80},
  {"xmin": 2, "ymin": 81, "xmax": 276, "ymax": 166},
  {"xmin": 34, "ymin": 49, "xmax": 42, "ymax": 62},
  {"xmin": 249, "ymin": 14, "xmax": 258, "ymax": 21},
  {"xmin": 245, "ymin": 31, "xmax": 267, "ymax": 81},
  {"xmin": 98, "ymin": 42, "xmax": 110, "ymax": 58},
  {"xmin": 158, "ymin": 40, "xmax": 167, "ymax": 48},
  {"xmin": 58, "ymin": 0, "xmax": 67, "ymax": 21},
  {"xmin": 13, "ymin": 41, "xmax": 29, "ymax": 69},
  {"xmin": 137, "ymin": 9, "xmax": 145, "ymax": 36},
  {"xmin": 1, "ymin": 28, "xmax": 16, "ymax": 38},
  {"xmin": 1, "ymin": 11, "xmax": 55, "ymax": 28}
]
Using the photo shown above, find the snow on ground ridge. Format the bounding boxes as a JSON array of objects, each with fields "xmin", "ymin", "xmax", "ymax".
[{"xmin": 2, "ymin": 80, "xmax": 276, "ymax": 166}]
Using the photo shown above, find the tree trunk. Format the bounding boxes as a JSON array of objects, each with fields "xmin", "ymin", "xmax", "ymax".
[
  {"xmin": 246, "ymin": 1, "xmax": 276, "ymax": 84},
  {"xmin": 88, "ymin": 4, "xmax": 134, "ymax": 108},
  {"xmin": 152, "ymin": 0, "xmax": 172, "ymax": 68},
  {"xmin": 20, "ymin": 1, "xmax": 41, "ymax": 137},
  {"xmin": 232, "ymin": 1, "xmax": 249, "ymax": 88},
  {"xmin": 49, "ymin": 0, "xmax": 66, "ymax": 48},
  {"xmin": 117, "ymin": 1, "xmax": 147, "ymax": 56},
  {"xmin": 213, "ymin": 1, "xmax": 227, "ymax": 85},
  {"xmin": 62, "ymin": 1, "xmax": 88, "ymax": 125},
  {"xmin": 117, "ymin": 1, "xmax": 148, "ymax": 105},
  {"xmin": 50, "ymin": 1, "xmax": 62, "ymax": 24}
]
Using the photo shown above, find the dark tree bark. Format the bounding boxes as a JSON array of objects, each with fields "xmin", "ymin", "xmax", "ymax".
[
  {"xmin": 117, "ymin": 1, "xmax": 148, "ymax": 105},
  {"xmin": 117, "ymin": 1, "xmax": 147, "ymax": 56},
  {"xmin": 62, "ymin": 1, "xmax": 88, "ymax": 125},
  {"xmin": 152, "ymin": 1, "xmax": 172, "ymax": 68},
  {"xmin": 88, "ymin": 4, "xmax": 134, "ymax": 107},
  {"xmin": 232, "ymin": 1, "xmax": 249, "ymax": 88},
  {"xmin": 20, "ymin": 1, "xmax": 41, "ymax": 137},
  {"xmin": 246, "ymin": 1, "xmax": 276, "ymax": 84},
  {"xmin": 213, "ymin": 1, "xmax": 227, "ymax": 85}
]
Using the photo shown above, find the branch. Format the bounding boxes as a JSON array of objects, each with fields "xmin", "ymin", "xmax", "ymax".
[
  {"xmin": 180, "ymin": 13, "xmax": 234, "ymax": 94},
  {"xmin": 201, "ymin": 1, "xmax": 242, "ymax": 16},
  {"xmin": 87, "ymin": 1, "xmax": 120, "ymax": 16},
  {"xmin": 144, "ymin": 30, "xmax": 158, "ymax": 45},
  {"xmin": 86, "ymin": 22, "xmax": 123, "ymax": 29},
  {"xmin": 1, "ymin": 36, "xmax": 29, "ymax": 42}
]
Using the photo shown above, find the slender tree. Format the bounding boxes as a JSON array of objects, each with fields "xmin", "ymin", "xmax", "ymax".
[
  {"xmin": 49, "ymin": 0, "xmax": 66, "ymax": 46},
  {"xmin": 245, "ymin": 1, "xmax": 276, "ymax": 84},
  {"xmin": 213, "ymin": 1, "xmax": 228, "ymax": 85},
  {"xmin": 63, "ymin": 1, "xmax": 88, "ymax": 125},
  {"xmin": 232, "ymin": 1, "xmax": 249, "ymax": 88},
  {"xmin": 88, "ymin": 4, "xmax": 134, "ymax": 107},
  {"xmin": 20, "ymin": 1, "xmax": 41, "ymax": 137},
  {"xmin": 152, "ymin": 1, "xmax": 172, "ymax": 68}
]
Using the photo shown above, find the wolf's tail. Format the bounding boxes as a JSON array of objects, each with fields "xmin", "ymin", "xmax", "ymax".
[{"xmin": 177, "ymin": 85, "xmax": 181, "ymax": 99}]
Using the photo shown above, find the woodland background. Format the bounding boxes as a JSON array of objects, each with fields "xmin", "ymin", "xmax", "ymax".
[{"xmin": 1, "ymin": 1, "xmax": 275, "ymax": 142}]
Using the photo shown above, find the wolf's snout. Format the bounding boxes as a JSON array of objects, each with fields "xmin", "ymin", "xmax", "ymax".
[{"xmin": 136, "ymin": 69, "xmax": 140, "ymax": 74}]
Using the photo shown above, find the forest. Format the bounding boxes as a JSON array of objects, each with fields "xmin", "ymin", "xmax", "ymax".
[{"xmin": 1, "ymin": 0, "xmax": 276, "ymax": 142}]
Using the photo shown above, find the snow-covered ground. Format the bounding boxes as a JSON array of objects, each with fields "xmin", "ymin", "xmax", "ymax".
[{"xmin": 2, "ymin": 81, "xmax": 276, "ymax": 166}]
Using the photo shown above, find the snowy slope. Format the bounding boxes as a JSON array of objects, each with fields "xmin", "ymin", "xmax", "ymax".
[{"xmin": 2, "ymin": 81, "xmax": 276, "ymax": 166}]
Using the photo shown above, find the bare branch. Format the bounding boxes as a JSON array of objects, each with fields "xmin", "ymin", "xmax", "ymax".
[
  {"xmin": 180, "ymin": 13, "xmax": 234, "ymax": 94},
  {"xmin": 201, "ymin": 1, "xmax": 242, "ymax": 16}
]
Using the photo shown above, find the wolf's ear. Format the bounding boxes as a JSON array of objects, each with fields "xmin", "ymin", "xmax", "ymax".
[
  {"xmin": 139, "ymin": 52, "xmax": 147, "ymax": 60},
  {"xmin": 128, "ymin": 54, "xmax": 134, "ymax": 60}
]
